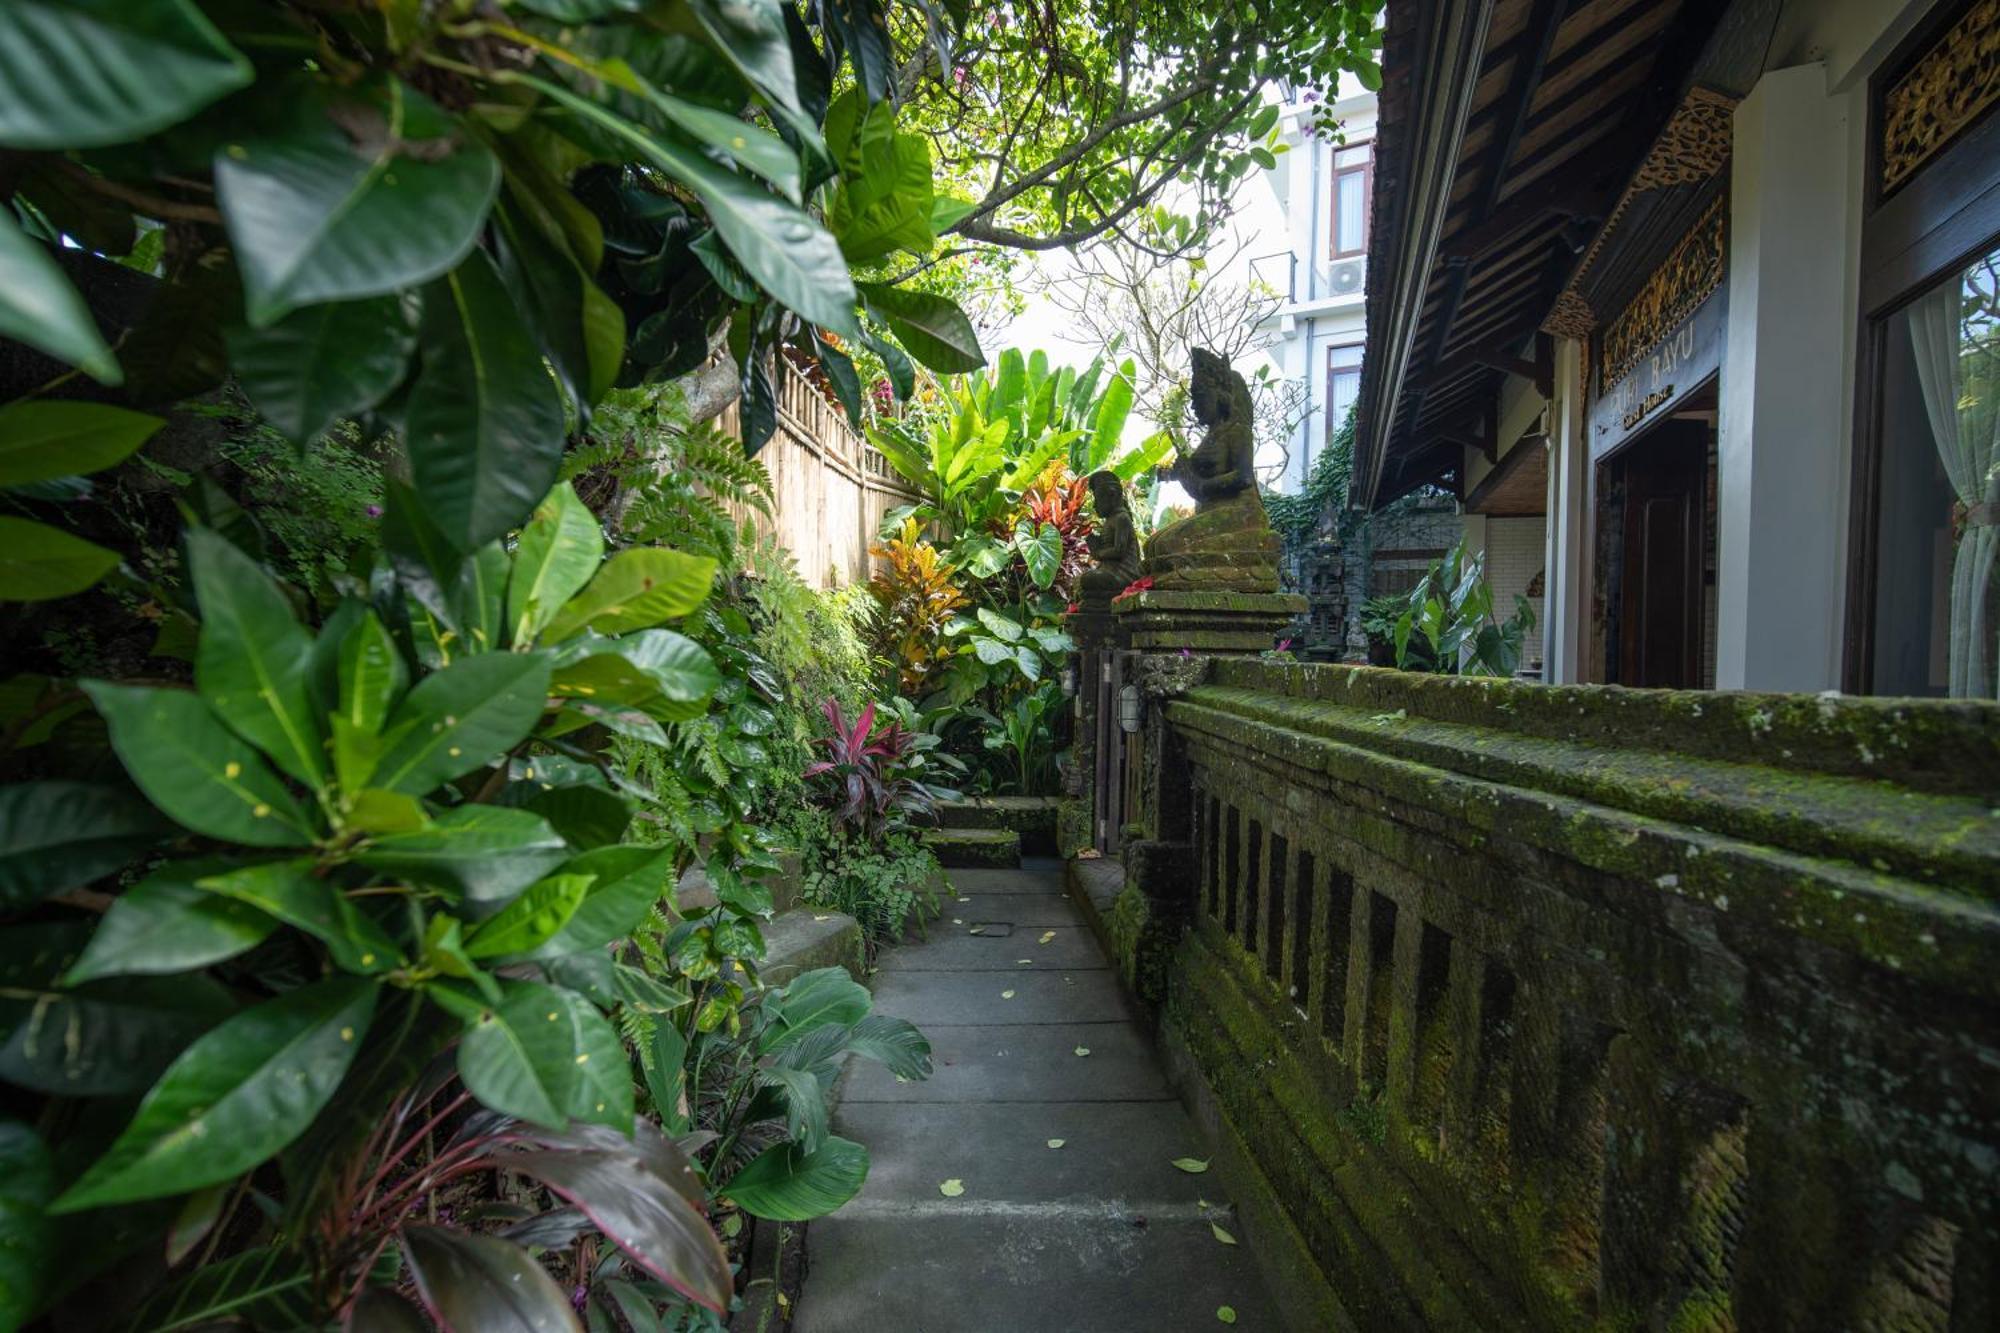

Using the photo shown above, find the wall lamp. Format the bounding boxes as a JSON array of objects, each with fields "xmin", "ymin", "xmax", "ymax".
[{"xmin": 1118, "ymin": 684, "xmax": 1143, "ymax": 733}]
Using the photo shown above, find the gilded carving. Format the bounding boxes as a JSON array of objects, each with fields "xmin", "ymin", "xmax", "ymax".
[
  {"xmin": 1596, "ymin": 194, "xmax": 1725, "ymax": 393},
  {"xmin": 1542, "ymin": 289, "xmax": 1597, "ymax": 341},
  {"xmin": 1883, "ymin": 0, "xmax": 2000, "ymax": 192},
  {"xmin": 1631, "ymin": 88, "xmax": 1738, "ymax": 191}
]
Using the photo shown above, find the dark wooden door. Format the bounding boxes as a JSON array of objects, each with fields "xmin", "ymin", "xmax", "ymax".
[{"xmin": 1616, "ymin": 422, "xmax": 1706, "ymax": 688}]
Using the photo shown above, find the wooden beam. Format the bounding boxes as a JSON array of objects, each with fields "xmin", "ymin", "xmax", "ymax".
[
  {"xmin": 1431, "ymin": 340, "xmax": 1541, "ymax": 385},
  {"xmin": 1473, "ymin": 0, "xmax": 1570, "ymax": 223}
]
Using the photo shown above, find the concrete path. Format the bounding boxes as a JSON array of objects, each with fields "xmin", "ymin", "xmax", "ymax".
[{"xmin": 794, "ymin": 860, "xmax": 1286, "ymax": 1333}]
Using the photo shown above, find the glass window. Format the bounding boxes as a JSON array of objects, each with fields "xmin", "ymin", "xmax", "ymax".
[
  {"xmin": 1327, "ymin": 344, "xmax": 1363, "ymax": 438},
  {"xmin": 1334, "ymin": 170, "xmax": 1367, "ymax": 255},
  {"xmin": 1871, "ymin": 243, "xmax": 1999, "ymax": 698}
]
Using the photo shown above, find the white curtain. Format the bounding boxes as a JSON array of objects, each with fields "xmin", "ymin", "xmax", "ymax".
[{"xmin": 1907, "ymin": 269, "xmax": 2000, "ymax": 699}]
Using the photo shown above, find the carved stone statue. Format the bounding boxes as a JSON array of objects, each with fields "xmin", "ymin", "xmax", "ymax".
[
  {"xmin": 1142, "ymin": 348, "xmax": 1281, "ymax": 593},
  {"xmin": 1078, "ymin": 470, "xmax": 1142, "ymax": 606}
]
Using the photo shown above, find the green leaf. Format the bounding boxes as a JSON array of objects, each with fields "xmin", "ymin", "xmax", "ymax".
[
  {"xmin": 845, "ymin": 1014, "xmax": 932, "ymax": 1081},
  {"xmin": 355, "ymin": 805, "xmax": 568, "ymax": 909},
  {"xmin": 521, "ymin": 74, "xmax": 857, "ymax": 338},
  {"xmin": 338, "ymin": 609, "xmax": 408, "ymax": 741},
  {"xmin": 226, "ymin": 296, "xmax": 418, "ymax": 445},
  {"xmin": 216, "ymin": 78, "xmax": 499, "ymax": 325},
  {"xmin": 975, "ymin": 607, "xmax": 1023, "ymax": 643},
  {"xmin": 401, "ymin": 1226, "xmax": 583, "ymax": 1333},
  {"xmin": 0, "ymin": 922, "xmax": 236, "ymax": 1095},
  {"xmin": 446, "ymin": 979, "xmax": 603, "ymax": 1129},
  {"xmin": 551, "ymin": 630, "xmax": 721, "ymax": 714},
  {"xmin": 372, "ymin": 651, "xmax": 554, "ymax": 797},
  {"xmin": 1248, "ymin": 104, "xmax": 1279, "ymax": 139},
  {"xmin": 0, "ymin": 209, "xmax": 120, "ymax": 384},
  {"xmin": 529, "ymin": 846, "xmax": 673, "ymax": 958},
  {"xmin": 465, "ymin": 872, "xmax": 592, "ymax": 959},
  {"xmin": 508, "ymin": 483, "xmax": 604, "ymax": 646},
  {"xmin": 1087, "ymin": 364, "xmax": 1135, "ymax": 470},
  {"xmin": 407, "ymin": 249, "xmax": 568, "ymax": 553},
  {"xmin": 858, "ymin": 282, "xmax": 983, "ymax": 373},
  {"xmin": 517, "ymin": 784, "xmax": 630, "ymax": 850},
  {"xmin": 0, "ymin": 0, "xmax": 251, "ymax": 148},
  {"xmin": 64, "ymin": 862, "xmax": 277, "ymax": 984},
  {"xmin": 724, "ymin": 1135, "xmax": 868, "ymax": 1221},
  {"xmin": 84, "ymin": 682, "xmax": 314, "ymax": 846},
  {"xmin": 827, "ymin": 101, "xmax": 934, "ymax": 263},
  {"xmin": 52, "ymin": 978, "xmax": 377, "ymax": 1211},
  {"xmin": 1170, "ymin": 1157, "xmax": 1210, "ymax": 1174},
  {"xmin": 187, "ymin": 527, "xmax": 326, "ymax": 788},
  {"xmin": 543, "ymin": 549, "xmax": 717, "ymax": 641},
  {"xmin": 0, "ymin": 1119, "xmax": 51, "ymax": 1329},
  {"xmin": 646, "ymin": 88, "xmax": 801, "ymax": 203},
  {"xmin": 126, "ymin": 1246, "xmax": 314, "ymax": 1333},
  {"xmin": 1014, "ymin": 522, "xmax": 1062, "ymax": 590},
  {"xmin": 0, "ymin": 517, "xmax": 119, "ymax": 601},
  {"xmin": 760, "ymin": 967, "xmax": 869, "ymax": 1054},
  {"xmin": 0, "ymin": 400, "xmax": 161, "ymax": 487},
  {"xmin": 0, "ymin": 781, "xmax": 167, "ymax": 909},
  {"xmin": 197, "ymin": 860, "xmax": 401, "ymax": 974}
]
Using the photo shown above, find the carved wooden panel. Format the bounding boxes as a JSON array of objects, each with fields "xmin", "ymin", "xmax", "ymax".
[
  {"xmin": 1883, "ymin": 0, "xmax": 2000, "ymax": 192},
  {"xmin": 1597, "ymin": 194, "xmax": 1726, "ymax": 393}
]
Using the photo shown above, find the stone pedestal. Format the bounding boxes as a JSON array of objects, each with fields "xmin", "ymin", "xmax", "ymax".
[
  {"xmin": 1142, "ymin": 490, "xmax": 1282, "ymax": 593},
  {"xmin": 1114, "ymin": 590, "xmax": 1308, "ymax": 653}
]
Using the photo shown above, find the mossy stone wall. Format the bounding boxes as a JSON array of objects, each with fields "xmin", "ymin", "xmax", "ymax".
[{"xmin": 1116, "ymin": 659, "xmax": 1998, "ymax": 1330}]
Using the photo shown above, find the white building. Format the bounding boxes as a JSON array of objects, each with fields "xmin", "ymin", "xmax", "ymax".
[{"xmin": 1252, "ymin": 77, "xmax": 1379, "ymax": 493}]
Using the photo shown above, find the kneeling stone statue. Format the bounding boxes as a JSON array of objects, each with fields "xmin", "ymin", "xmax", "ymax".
[
  {"xmin": 1078, "ymin": 470, "xmax": 1143, "ymax": 608},
  {"xmin": 1143, "ymin": 348, "xmax": 1281, "ymax": 593}
]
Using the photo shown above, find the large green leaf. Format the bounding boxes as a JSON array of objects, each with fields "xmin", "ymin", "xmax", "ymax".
[
  {"xmin": 0, "ymin": 1119, "xmax": 52, "ymax": 1332},
  {"xmin": 443, "ymin": 979, "xmax": 612, "ymax": 1129},
  {"xmin": 844, "ymin": 1014, "xmax": 933, "ymax": 1081},
  {"xmin": 337, "ymin": 609, "xmax": 407, "ymax": 743},
  {"xmin": 527, "ymin": 846, "xmax": 674, "ymax": 958},
  {"xmin": 450, "ymin": 541, "xmax": 512, "ymax": 655},
  {"xmin": 1014, "ymin": 521, "xmax": 1063, "ymax": 590},
  {"xmin": 0, "ymin": 210, "xmax": 119, "ymax": 384},
  {"xmin": 684, "ymin": 0, "xmax": 808, "ymax": 123},
  {"xmin": 128, "ymin": 1247, "xmax": 314, "ymax": 1333},
  {"xmin": 355, "ymin": 805, "xmax": 567, "ymax": 910},
  {"xmin": 0, "ymin": 0, "xmax": 251, "ymax": 148},
  {"xmin": 196, "ymin": 861, "xmax": 401, "ymax": 974},
  {"xmin": 508, "ymin": 483, "xmax": 603, "ymax": 646},
  {"xmin": 52, "ymin": 979, "xmax": 377, "ymax": 1211},
  {"xmin": 1085, "ymin": 363, "xmax": 1136, "ymax": 471},
  {"xmin": 406, "ymin": 250, "xmax": 568, "ymax": 553},
  {"xmin": 464, "ymin": 872, "xmax": 591, "ymax": 959},
  {"xmin": 490, "ymin": 1148, "xmax": 731, "ymax": 1311},
  {"xmin": 543, "ymin": 550, "xmax": 716, "ymax": 641},
  {"xmin": 0, "ymin": 781, "xmax": 168, "ymax": 909},
  {"xmin": 348, "ymin": 1287, "xmax": 429, "ymax": 1333},
  {"xmin": 760, "ymin": 967, "xmax": 870, "ymax": 1055},
  {"xmin": 372, "ymin": 652, "xmax": 554, "ymax": 797},
  {"xmin": 550, "ymin": 630, "xmax": 721, "ymax": 714},
  {"xmin": 523, "ymin": 74, "xmax": 857, "ymax": 337},
  {"xmin": 216, "ymin": 78, "xmax": 499, "ymax": 325},
  {"xmin": 64, "ymin": 861, "xmax": 276, "ymax": 984},
  {"xmin": 402, "ymin": 1226, "xmax": 582, "ymax": 1333},
  {"xmin": 84, "ymin": 683, "xmax": 315, "ymax": 846},
  {"xmin": 187, "ymin": 527, "xmax": 326, "ymax": 788},
  {"xmin": 0, "ymin": 922, "xmax": 236, "ymax": 1096},
  {"xmin": 858, "ymin": 282, "xmax": 983, "ymax": 373},
  {"xmin": 826, "ymin": 96, "xmax": 933, "ymax": 263},
  {"xmin": 0, "ymin": 400, "xmax": 161, "ymax": 487},
  {"xmin": 723, "ymin": 1135, "xmax": 868, "ymax": 1221},
  {"xmin": 226, "ymin": 296, "xmax": 418, "ymax": 445},
  {"xmin": 0, "ymin": 517, "xmax": 119, "ymax": 602}
]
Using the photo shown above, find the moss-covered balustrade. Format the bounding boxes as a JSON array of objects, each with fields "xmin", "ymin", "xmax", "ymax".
[{"xmin": 1069, "ymin": 654, "xmax": 1999, "ymax": 1331}]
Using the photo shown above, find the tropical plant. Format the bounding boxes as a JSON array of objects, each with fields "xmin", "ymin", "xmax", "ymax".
[
  {"xmin": 804, "ymin": 698, "xmax": 958, "ymax": 845},
  {"xmin": 1390, "ymin": 539, "xmax": 1538, "ymax": 678},
  {"xmin": 868, "ymin": 517, "xmax": 969, "ymax": 694},
  {"xmin": 0, "ymin": 0, "xmax": 984, "ymax": 611},
  {"xmin": 979, "ymin": 682, "xmax": 1063, "ymax": 796}
]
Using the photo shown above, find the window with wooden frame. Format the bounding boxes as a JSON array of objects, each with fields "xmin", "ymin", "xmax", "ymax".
[
  {"xmin": 1330, "ymin": 143, "xmax": 1372, "ymax": 257},
  {"xmin": 1327, "ymin": 342, "xmax": 1363, "ymax": 440}
]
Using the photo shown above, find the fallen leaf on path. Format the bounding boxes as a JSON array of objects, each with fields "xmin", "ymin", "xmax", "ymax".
[
  {"xmin": 1001, "ymin": 989, "xmax": 1015, "ymax": 999},
  {"xmin": 1073, "ymin": 1046, "xmax": 1091, "ymax": 1057},
  {"xmin": 1047, "ymin": 1138, "xmax": 1066, "ymax": 1149},
  {"xmin": 1171, "ymin": 1157, "xmax": 1210, "ymax": 1174},
  {"xmin": 1211, "ymin": 1223, "xmax": 1237, "ymax": 1246},
  {"xmin": 1216, "ymin": 1307, "xmax": 1236, "ymax": 1325},
  {"xmin": 957, "ymin": 896, "xmax": 971, "ymax": 903},
  {"xmin": 1038, "ymin": 931, "xmax": 1056, "ymax": 944},
  {"xmin": 939, "ymin": 1179, "xmax": 965, "ymax": 1197},
  {"xmin": 952, "ymin": 918, "xmax": 964, "ymax": 925},
  {"xmin": 1017, "ymin": 958, "xmax": 1032, "ymax": 965}
]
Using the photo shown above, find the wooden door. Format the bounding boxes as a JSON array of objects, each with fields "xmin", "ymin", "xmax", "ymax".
[{"xmin": 1616, "ymin": 422, "xmax": 1707, "ymax": 688}]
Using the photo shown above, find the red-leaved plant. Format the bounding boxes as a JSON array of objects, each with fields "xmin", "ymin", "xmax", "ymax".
[{"xmin": 804, "ymin": 699, "xmax": 952, "ymax": 843}]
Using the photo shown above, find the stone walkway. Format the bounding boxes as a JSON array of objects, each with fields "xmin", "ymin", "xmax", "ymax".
[{"xmin": 795, "ymin": 859, "xmax": 1285, "ymax": 1332}]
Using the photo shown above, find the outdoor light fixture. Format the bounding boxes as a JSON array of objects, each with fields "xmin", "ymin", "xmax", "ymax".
[
  {"xmin": 1118, "ymin": 683, "xmax": 1143, "ymax": 733},
  {"xmin": 1060, "ymin": 662, "xmax": 1078, "ymax": 698}
]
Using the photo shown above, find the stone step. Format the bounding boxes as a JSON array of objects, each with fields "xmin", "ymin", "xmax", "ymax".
[
  {"xmin": 922, "ymin": 826, "xmax": 1021, "ymax": 869},
  {"xmin": 933, "ymin": 797, "xmax": 1062, "ymax": 855},
  {"xmin": 756, "ymin": 906, "xmax": 863, "ymax": 984}
]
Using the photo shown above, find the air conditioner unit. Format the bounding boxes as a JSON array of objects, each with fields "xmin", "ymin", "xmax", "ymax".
[{"xmin": 1328, "ymin": 258, "xmax": 1364, "ymax": 296}]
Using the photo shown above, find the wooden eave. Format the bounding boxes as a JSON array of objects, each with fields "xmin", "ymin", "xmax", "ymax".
[{"xmin": 1354, "ymin": 0, "xmax": 1755, "ymax": 511}]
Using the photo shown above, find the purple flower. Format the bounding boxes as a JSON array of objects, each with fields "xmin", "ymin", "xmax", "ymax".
[
  {"xmin": 1179, "ymin": 648, "xmax": 1193, "ymax": 659},
  {"xmin": 1277, "ymin": 639, "xmax": 1292, "ymax": 651},
  {"xmin": 571, "ymin": 1284, "xmax": 588, "ymax": 1311},
  {"xmin": 365, "ymin": 503, "xmax": 383, "ymax": 518}
]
